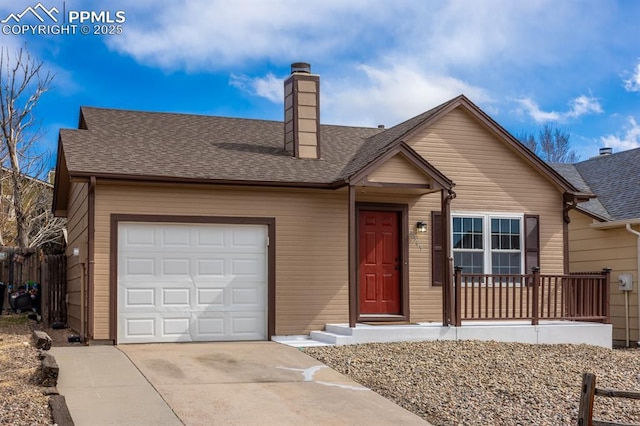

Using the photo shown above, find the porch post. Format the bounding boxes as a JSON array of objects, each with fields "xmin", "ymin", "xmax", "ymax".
[
  {"xmin": 441, "ymin": 188, "xmax": 455, "ymax": 326},
  {"xmin": 602, "ymin": 267, "xmax": 611, "ymax": 323},
  {"xmin": 454, "ymin": 266, "xmax": 462, "ymax": 326},
  {"xmin": 532, "ymin": 267, "xmax": 540, "ymax": 325},
  {"xmin": 348, "ymin": 185, "xmax": 357, "ymax": 328}
]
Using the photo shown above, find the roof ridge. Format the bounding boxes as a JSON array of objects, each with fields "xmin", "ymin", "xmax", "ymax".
[
  {"xmin": 80, "ymin": 106, "xmax": 384, "ymax": 132},
  {"xmin": 575, "ymin": 146, "xmax": 640, "ymax": 165}
]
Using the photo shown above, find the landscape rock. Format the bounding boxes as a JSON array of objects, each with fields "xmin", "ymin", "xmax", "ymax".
[
  {"xmin": 40, "ymin": 353, "xmax": 59, "ymax": 387},
  {"xmin": 32, "ymin": 330, "xmax": 52, "ymax": 350}
]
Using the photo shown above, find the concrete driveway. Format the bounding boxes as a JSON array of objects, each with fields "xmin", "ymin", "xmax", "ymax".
[{"xmin": 54, "ymin": 342, "xmax": 428, "ymax": 425}]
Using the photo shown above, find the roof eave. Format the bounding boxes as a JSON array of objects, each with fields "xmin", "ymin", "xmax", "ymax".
[
  {"xmin": 68, "ymin": 171, "xmax": 339, "ymax": 190},
  {"xmin": 591, "ymin": 217, "xmax": 640, "ymax": 229},
  {"xmin": 52, "ymin": 136, "xmax": 71, "ymax": 217},
  {"xmin": 346, "ymin": 142, "xmax": 453, "ymax": 190}
]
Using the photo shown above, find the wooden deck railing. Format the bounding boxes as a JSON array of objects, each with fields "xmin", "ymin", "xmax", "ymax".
[{"xmin": 451, "ymin": 267, "xmax": 610, "ymax": 326}]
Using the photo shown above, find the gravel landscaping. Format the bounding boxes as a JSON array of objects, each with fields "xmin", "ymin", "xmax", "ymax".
[
  {"xmin": 0, "ymin": 315, "xmax": 53, "ymax": 426},
  {"xmin": 304, "ymin": 340, "xmax": 640, "ymax": 426}
]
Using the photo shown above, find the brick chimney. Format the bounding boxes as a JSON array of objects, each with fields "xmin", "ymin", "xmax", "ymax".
[{"xmin": 284, "ymin": 62, "xmax": 320, "ymax": 159}]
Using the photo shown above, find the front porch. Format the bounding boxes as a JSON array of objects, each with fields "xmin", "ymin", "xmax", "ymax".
[
  {"xmin": 273, "ymin": 321, "xmax": 612, "ymax": 349},
  {"xmin": 274, "ymin": 269, "xmax": 613, "ymax": 348}
]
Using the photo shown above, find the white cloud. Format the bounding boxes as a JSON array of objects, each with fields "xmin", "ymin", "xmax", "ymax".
[
  {"xmin": 104, "ymin": 0, "xmax": 608, "ymax": 75},
  {"xmin": 514, "ymin": 97, "xmax": 560, "ymax": 122},
  {"xmin": 600, "ymin": 117, "xmax": 640, "ymax": 151},
  {"xmin": 107, "ymin": 0, "xmax": 390, "ymax": 72},
  {"xmin": 230, "ymin": 73, "xmax": 282, "ymax": 103},
  {"xmin": 623, "ymin": 61, "xmax": 640, "ymax": 92},
  {"xmin": 515, "ymin": 95, "xmax": 602, "ymax": 123},
  {"xmin": 323, "ymin": 64, "xmax": 489, "ymax": 127},
  {"xmin": 566, "ymin": 94, "xmax": 603, "ymax": 118},
  {"xmin": 230, "ymin": 63, "xmax": 489, "ymax": 127}
]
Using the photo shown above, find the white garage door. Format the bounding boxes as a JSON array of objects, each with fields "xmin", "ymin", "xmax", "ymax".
[{"xmin": 117, "ymin": 222, "xmax": 268, "ymax": 344}]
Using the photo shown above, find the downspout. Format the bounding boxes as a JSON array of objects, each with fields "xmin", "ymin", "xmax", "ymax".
[
  {"xmin": 442, "ymin": 187, "xmax": 456, "ymax": 326},
  {"xmin": 562, "ymin": 193, "xmax": 578, "ymax": 274},
  {"xmin": 87, "ymin": 177, "xmax": 96, "ymax": 341},
  {"xmin": 348, "ymin": 184, "xmax": 356, "ymax": 328},
  {"xmin": 625, "ymin": 223, "xmax": 640, "ymax": 347}
]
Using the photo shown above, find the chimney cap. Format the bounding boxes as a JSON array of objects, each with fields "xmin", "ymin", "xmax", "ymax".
[
  {"xmin": 599, "ymin": 147, "xmax": 613, "ymax": 156},
  {"xmin": 291, "ymin": 62, "xmax": 311, "ymax": 74}
]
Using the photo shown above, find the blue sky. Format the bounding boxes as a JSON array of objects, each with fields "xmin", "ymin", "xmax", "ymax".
[{"xmin": 2, "ymin": 0, "xmax": 640, "ymax": 168}]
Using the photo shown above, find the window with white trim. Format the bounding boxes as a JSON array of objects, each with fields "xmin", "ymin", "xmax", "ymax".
[{"xmin": 452, "ymin": 213, "xmax": 524, "ymax": 275}]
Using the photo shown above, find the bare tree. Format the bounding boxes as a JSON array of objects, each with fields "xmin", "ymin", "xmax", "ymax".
[
  {"xmin": 518, "ymin": 125, "xmax": 579, "ymax": 163},
  {"xmin": 0, "ymin": 46, "xmax": 64, "ymax": 250}
]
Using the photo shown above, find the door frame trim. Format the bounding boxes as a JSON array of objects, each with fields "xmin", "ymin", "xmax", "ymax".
[
  {"xmin": 355, "ymin": 203, "xmax": 409, "ymax": 322},
  {"xmin": 109, "ymin": 214, "xmax": 276, "ymax": 343}
]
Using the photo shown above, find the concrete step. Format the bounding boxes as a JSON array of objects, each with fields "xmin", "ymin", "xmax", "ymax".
[
  {"xmin": 309, "ymin": 331, "xmax": 353, "ymax": 345},
  {"xmin": 271, "ymin": 335, "xmax": 333, "ymax": 348},
  {"xmin": 324, "ymin": 324, "xmax": 354, "ymax": 336}
]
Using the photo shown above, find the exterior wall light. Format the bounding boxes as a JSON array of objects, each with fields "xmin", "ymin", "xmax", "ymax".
[{"xmin": 416, "ymin": 221, "xmax": 427, "ymax": 233}]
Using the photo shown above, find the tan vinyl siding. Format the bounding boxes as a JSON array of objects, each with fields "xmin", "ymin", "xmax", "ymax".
[
  {"xmin": 65, "ymin": 181, "xmax": 89, "ymax": 334},
  {"xmin": 92, "ymin": 183, "xmax": 350, "ymax": 338},
  {"xmin": 402, "ymin": 107, "xmax": 566, "ymax": 321},
  {"xmin": 367, "ymin": 154, "xmax": 432, "ymax": 185},
  {"xmin": 568, "ymin": 210, "xmax": 639, "ymax": 344}
]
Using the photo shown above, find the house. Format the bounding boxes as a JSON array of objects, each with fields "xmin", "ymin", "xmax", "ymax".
[
  {"xmin": 52, "ymin": 63, "xmax": 607, "ymax": 345},
  {"xmin": 553, "ymin": 148, "xmax": 640, "ymax": 347}
]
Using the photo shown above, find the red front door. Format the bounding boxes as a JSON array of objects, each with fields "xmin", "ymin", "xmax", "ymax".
[{"xmin": 358, "ymin": 210, "xmax": 401, "ymax": 315}]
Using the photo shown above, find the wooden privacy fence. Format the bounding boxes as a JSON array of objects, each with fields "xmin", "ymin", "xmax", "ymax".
[
  {"xmin": 578, "ymin": 372, "xmax": 640, "ymax": 426},
  {"xmin": 452, "ymin": 267, "xmax": 610, "ymax": 326},
  {"xmin": 0, "ymin": 247, "xmax": 40, "ymax": 287},
  {"xmin": 41, "ymin": 254, "xmax": 67, "ymax": 326},
  {"xmin": 0, "ymin": 248, "xmax": 66, "ymax": 326}
]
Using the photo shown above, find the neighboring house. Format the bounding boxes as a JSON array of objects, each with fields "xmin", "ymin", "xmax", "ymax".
[
  {"xmin": 553, "ymin": 149, "xmax": 640, "ymax": 347},
  {"xmin": 53, "ymin": 63, "xmax": 594, "ymax": 344}
]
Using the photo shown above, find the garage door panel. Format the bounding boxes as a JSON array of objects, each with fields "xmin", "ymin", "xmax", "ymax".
[
  {"xmin": 119, "ymin": 313, "xmax": 157, "ymax": 342},
  {"xmin": 193, "ymin": 313, "xmax": 225, "ymax": 340},
  {"xmin": 162, "ymin": 258, "xmax": 191, "ymax": 276},
  {"xmin": 196, "ymin": 258, "xmax": 225, "ymax": 276},
  {"xmin": 160, "ymin": 317, "xmax": 191, "ymax": 341},
  {"xmin": 123, "ymin": 288, "xmax": 155, "ymax": 308},
  {"xmin": 231, "ymin": 228, "xmax": 264, "ymax": 248},
  {"xmin": 161, "ymin": 227, "xmax": 191, "ymax": 247},
  {"xmin": 196, "ymin": 288, "xmax": 224, "ymax": 306},
  {"xmin": 196, "ymin": 228, "xmax": 225, "ymax": 247},
  {"xmin": 124, "ymin": 227, "xmax": 155, "ymax": 246},
  {"xmin": 118, "ymin": 222, "xmax": 267, "ymax": 344},
  {"xmin": 229, "ymin": 312, "xmax": 264, "ymax": 339},
  {"xmin": 161, "ymin": 288, "xmax": 191, "ymax": 307},
  {"xmin": 124, "ymin": 258, "xmax": 156, "ymax": 276},
  {"xmin": 231, "ymin": 287, "xmax": 263, "ymax": 305}
]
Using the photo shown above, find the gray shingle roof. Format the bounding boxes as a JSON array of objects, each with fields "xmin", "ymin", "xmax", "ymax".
[
  {"xmin": 573, "ymin": 148, "xmax": 640, "ymax": 220},
  {"xmin": 550, "ymin": 163, "xmax": 612, "ymax": 220},
  {"xmin": 59, "ymin": 96, "xmax": 579, "ymax": 200},
  {"xmin": 338, "ymin": 97, "xmax": 459, "ymax": 180},
  {"xmin": 61, "ymin": 107, "xmax": 383, "ymax": 185}
]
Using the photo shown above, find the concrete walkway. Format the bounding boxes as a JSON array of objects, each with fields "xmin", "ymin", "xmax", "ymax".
[
  {"xmin": 52, "ymin": 342, "xmax": 429, "ymax": 425},
  {"xmin": 51, "ymin": 346, "xmax": 182, "ymax": 425}
]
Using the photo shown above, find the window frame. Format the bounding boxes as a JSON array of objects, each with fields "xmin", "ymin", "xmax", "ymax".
[{"xmin": 451, "ymin": 212, "xmax": 525, "ymax": 276}]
